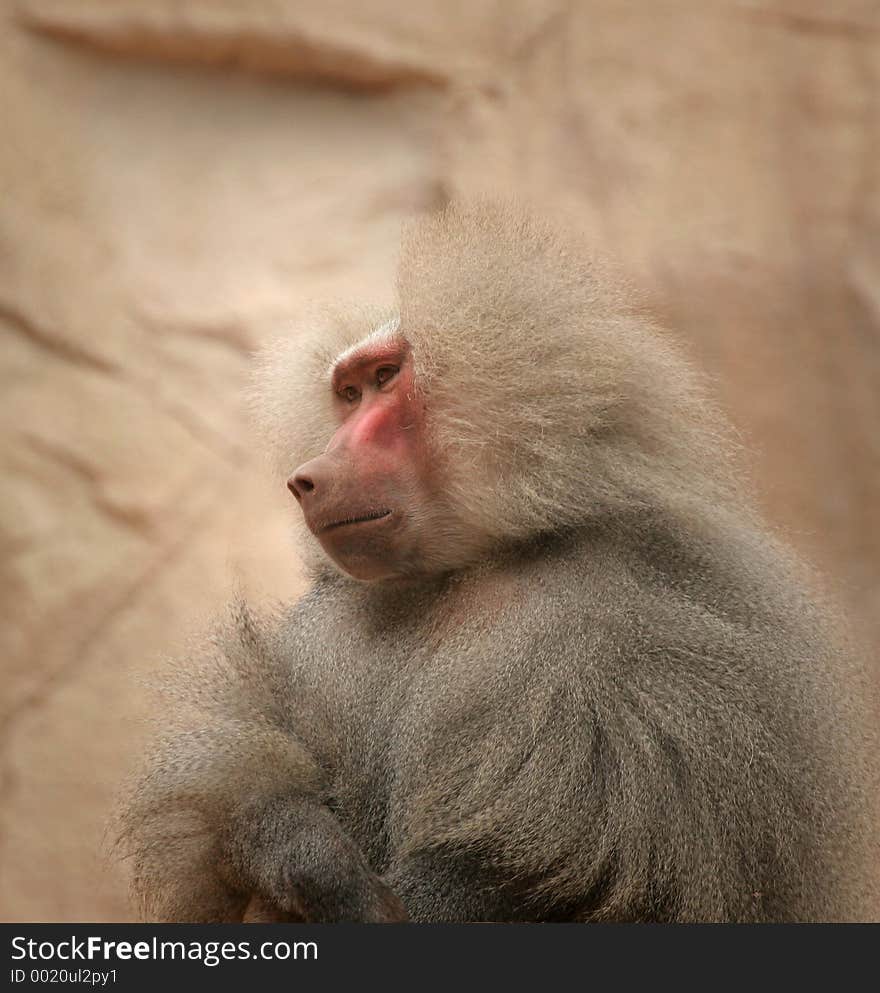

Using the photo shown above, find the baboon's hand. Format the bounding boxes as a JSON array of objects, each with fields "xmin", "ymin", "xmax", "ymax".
[
  {"xmin": 227, "ymin": 795, "xmax": 408, "ymax": 923},
  {"xmin": 242, "ymin": 894, "xmax": 303, "ymax": 923}
]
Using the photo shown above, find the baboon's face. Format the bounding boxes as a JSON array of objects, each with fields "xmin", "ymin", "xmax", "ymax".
[{"xmin": 287, "ymin": 336, "xmax": 436, "ymax": 581}]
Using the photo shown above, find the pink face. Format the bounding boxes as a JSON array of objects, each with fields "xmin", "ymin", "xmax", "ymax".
[{"xmin": 287, "ymin": 337, "xmax": 435, "ymax": 581}]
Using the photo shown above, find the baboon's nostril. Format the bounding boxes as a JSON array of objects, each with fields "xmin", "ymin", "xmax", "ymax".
[{"xmin": 287, "ymin": 474, "xmax": 314, "ymax": 500}]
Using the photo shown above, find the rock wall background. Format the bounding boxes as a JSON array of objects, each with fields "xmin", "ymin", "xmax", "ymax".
[{"xmin": 1, "ymin": 0, "xmax": 877, "ymax": 922}]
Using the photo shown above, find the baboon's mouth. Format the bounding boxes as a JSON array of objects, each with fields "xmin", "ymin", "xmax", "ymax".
[{"xmin": 320, "ymin": 509, "xmax": 392, "ymax": 533}]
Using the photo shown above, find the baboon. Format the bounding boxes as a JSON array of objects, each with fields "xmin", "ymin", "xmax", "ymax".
[{"xmin": 118, "ymin": 200, "xmax": 876, "ymax": 923}]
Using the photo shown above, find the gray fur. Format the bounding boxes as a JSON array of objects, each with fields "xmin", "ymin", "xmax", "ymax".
[{"xmin": 117, "ymin": 201, "xmax": 877, "ymax": 922}]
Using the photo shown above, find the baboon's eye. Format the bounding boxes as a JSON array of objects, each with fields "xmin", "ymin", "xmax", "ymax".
[
  {"xmin": 339, "ymin": 385, "xmax": 361, "ymax": 403},
  {"xmin": 376, "ymin": 366, "xmax": 399, "ymax": 387}
]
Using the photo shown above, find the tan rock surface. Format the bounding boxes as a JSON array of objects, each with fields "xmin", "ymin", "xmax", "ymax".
[{"xmin": 1, "ymin": 0, "xmax": 877, "ymax": 921}]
